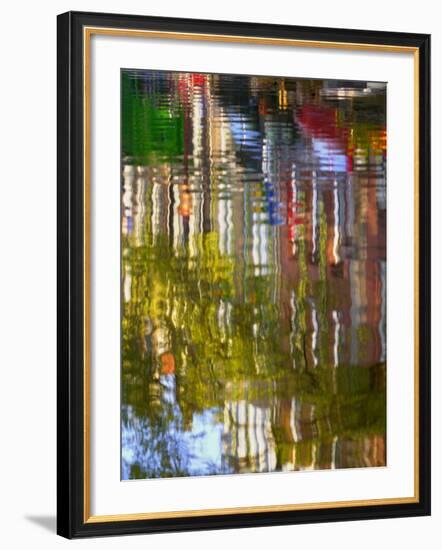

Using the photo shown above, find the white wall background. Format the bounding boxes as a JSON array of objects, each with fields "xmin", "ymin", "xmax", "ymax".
[{"xmin": 0, "ymin": 1, "xmax": 439, "ymax": 548}]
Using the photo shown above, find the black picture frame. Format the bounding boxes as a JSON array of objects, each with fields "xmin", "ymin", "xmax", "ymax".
[{"xmin": 57, "ymin": 10, "xmax": 431, "ymax": 539}]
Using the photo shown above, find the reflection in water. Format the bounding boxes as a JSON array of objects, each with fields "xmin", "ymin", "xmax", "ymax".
[{"xmin": 121, "ymin": 71, "xmax": 387, "ymax": 479}]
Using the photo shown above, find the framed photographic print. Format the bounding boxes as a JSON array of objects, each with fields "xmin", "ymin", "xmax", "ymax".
[{"xmin": 57, "ymin": 11, "xmax": 431, "ymax": 538}]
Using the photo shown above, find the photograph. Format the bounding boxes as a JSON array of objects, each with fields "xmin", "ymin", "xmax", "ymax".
[
  {"xmin": 0, "ymin": 2, "xmax": 436, "ymax": 548},
  {"xmin": 55, "ymin": 10, "xmax": 430, "ymax": 538},
  {"xmin": 121, "ymin": 69, "xmax": 387, "ymax": 480}
]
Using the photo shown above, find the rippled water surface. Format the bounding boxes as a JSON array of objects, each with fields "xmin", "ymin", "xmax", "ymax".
[{"xmin": 121, "ymin": 70, "xmax": 387, "ymax": 479}]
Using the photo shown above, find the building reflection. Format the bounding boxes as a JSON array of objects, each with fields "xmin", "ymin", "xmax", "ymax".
[{"xmin": 121, "ymin": 71, "xmax": 387, "ymax": 479}]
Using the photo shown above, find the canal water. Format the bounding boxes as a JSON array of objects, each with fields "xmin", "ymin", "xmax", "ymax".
[{"xmin": 121, "ymin": 70, "xmax": 387, "ymax": 480}]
